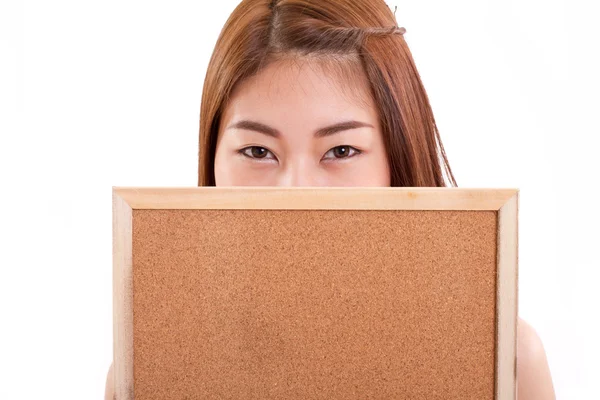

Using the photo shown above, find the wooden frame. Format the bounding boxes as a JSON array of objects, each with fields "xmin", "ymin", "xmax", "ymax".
[{"xmin": 113, "ymin": 187, "xmax": 518, "ymax": 399}]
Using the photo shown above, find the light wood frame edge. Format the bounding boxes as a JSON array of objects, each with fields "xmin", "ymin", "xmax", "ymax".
[
  {"xmin": 495, "ymin": 192, "xmax": 519, "ymax": 399},
  {"xmin": 112, "ymin": 187, "xmax": 518, "ymax": 210},
  {"xmin": 113, "ymin": 191, "xmax": 134, "ymax": 400}
]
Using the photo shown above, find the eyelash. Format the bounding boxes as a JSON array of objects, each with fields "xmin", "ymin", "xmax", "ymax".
[{"xmin": 238, "ymin": 146, "xmax": 362, "ymax": 162}]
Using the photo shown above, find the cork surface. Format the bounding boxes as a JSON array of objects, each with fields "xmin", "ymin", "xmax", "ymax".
[{"xmin": 131, "ymin": 209, "xmax": 497, "ymax": 399}]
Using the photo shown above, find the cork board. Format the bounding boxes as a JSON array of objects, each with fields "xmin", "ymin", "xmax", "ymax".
[{"xmin": 112, "ymin": 187, "xmax": 518, "ymax": 400}]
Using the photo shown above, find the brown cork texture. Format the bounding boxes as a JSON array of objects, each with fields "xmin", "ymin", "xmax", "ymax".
[{"xmin": 130, "ymin": 209, "xmax": 497, "ymax": 399}]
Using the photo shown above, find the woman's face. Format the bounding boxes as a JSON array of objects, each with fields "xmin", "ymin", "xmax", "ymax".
[{"xmin": 214, "ymin": 58, "xmax": 390, "ymax": 187}]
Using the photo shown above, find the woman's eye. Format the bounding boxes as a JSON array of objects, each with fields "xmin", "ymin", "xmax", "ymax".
[
  {"xmin": 323, "ymin": 146, "xmax": 360, "ymax": 160},
  {"xmin": 240, "ymin": 146, "xmax": 275, "ymax": 160}
]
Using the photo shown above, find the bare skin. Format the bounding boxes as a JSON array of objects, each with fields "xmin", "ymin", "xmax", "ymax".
[{"xmin": 105, "ymin": 59, "xmax": 555, "ymax": 399}]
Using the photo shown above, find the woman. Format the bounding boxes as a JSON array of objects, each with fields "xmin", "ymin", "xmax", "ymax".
[{"xmin": 106, "ymin": 0, "xmax": 555, "ymax": 398}]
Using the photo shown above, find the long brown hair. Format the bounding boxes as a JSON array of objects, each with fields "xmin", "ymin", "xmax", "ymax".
[{"xmin": 198, "ymin": 0, "xmax": 456, "ymax": 187}]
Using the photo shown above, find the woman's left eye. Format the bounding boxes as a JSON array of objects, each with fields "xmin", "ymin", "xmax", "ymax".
[{"xmin": 323, "ymin": 146, "xmax": 360, "ymax": 160}]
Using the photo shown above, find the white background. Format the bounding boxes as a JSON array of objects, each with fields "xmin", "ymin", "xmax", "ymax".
[{"xmin": 1, "ymin": 0, "xmax": 598, "ymax": 399}]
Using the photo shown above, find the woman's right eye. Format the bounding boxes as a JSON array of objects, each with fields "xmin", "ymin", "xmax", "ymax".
[{"xmin": 239, "ymin": 146, "xmax": 276, "ymax": 160}]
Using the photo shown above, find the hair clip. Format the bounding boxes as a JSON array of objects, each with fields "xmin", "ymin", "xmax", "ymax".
[
  {"xmin": 395, "ymin": 26, "xmax": 407, "ymax": 35},
  {"xmin": 363, "ymin": 26, "xmax": 407, "ymax": 36}
]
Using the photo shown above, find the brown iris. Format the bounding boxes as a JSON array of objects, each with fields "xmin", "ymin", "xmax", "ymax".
[
  {"xmin": 333, "ymin": 146, "xmax": 351, "ymax": 158},
  {"xmin": 251, "ymin": 147, "xmax": 268, "ymax": 158}
]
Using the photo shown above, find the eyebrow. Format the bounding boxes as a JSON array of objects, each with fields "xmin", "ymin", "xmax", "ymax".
[{"xmin": 226, "ymin": 120, "xmax": 374, "ymax": 138}]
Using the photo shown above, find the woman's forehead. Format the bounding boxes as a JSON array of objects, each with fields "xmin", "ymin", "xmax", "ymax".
[
  {"xmin": 225, "ymin": 57, "xmax": 376, "ymax": 119},
  {"xmin": 231, "ymin": 59, "xmax": 371, "ymax": 107}
]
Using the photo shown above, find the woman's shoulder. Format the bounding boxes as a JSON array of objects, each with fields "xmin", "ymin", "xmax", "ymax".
[
  {"xmin": 105, "ymin": 362, "xmax": 114, "ymax": 400},
  {"xmin": 517, "ymin": 317, "xmax": 556, "ymax": 399},
  {"xmin": 518, "ymin": 318, "xmax": 546, "ymax": 355}
]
